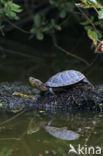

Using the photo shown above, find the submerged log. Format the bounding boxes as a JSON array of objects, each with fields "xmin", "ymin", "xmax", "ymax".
[{"xmin": 0, "ymin": 82, "xmax": 103, "ymax": 112}]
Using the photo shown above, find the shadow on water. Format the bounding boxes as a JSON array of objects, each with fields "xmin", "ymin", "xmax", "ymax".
[{"xmin": 0, "ymin": 28, "xmax": 103, "ymax": 155}]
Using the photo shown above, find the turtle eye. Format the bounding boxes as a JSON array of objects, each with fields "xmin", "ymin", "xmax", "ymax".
[{"xmin": 29, "ymin": 77, "xmax": 34, "ymax": 81}]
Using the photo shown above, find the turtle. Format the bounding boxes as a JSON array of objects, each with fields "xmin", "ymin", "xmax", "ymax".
[{"xmin": 29, "ymin": 70, "xmax": 93, "ymax": 94}]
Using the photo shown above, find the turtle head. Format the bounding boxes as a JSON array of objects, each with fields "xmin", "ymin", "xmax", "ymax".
[
  {"xmin": 29, "ymin": 76, "xmax": 48, "ymax": 91},
  {"xmin": 29, "ymin": 77, "xmax": 40, "ymax": 87}
]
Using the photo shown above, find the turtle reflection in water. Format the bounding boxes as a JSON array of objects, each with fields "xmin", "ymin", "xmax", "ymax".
[
  {"xmin": 44, "ymin": 125, "xmax": 80, "ymax": 140},
  {"xmin": 29, "ymin": 70, "xmax": 93, "ymax": 94},
  {"xmin": 27, "ymin": 119, "xmax": 80, "ymax": 140}
]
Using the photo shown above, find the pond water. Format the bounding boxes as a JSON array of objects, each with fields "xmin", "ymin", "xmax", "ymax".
[
  {"xmin": 0, "ymin": 112, "xmax": 103, "ymax": 156},
  {"xmin": 0, "ymin": 28, "xmax": 103, "ymax": 84},
  {"xmin": 0, "ymin": 28, "xmax": 103, "ymax": 156}
]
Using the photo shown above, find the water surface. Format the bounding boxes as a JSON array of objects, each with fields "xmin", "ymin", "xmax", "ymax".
[{"xmin": 0, "ymin": 112, "xmax": 103, "ymax": 156}]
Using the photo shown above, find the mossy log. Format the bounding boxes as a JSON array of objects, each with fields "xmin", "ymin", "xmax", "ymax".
[{"xmin": 0, "ymin": 82, "xmax": 103, "ymax": 113}]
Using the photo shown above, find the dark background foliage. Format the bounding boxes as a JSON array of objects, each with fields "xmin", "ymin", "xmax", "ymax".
[{"xmin": 0, "ymin": 0, "xmax": 103, "ymax": 84}]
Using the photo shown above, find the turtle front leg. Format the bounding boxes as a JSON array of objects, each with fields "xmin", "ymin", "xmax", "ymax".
[{"xmin": 49, "ymin": 88, "xmax": 55, "ymax": 94}]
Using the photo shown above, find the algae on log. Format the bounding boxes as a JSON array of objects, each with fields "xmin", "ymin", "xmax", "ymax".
[{"xmin": 0, "ymin": 82, "xmax": 103, "ymax": 112}]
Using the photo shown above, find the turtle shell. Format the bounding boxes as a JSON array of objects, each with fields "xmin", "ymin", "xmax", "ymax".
[{"xmin": 45, "ymin": 70, "xmax": 86, "ymax": 87}]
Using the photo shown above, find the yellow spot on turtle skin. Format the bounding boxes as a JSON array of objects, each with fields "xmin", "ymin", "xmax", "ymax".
[
  {"xmin": 0, "ymin": 102, "xmax": 2, "ymax": 108},
  {"xmin": 29, "ymin": 77, "xmax": 48, "ymax": 91}
]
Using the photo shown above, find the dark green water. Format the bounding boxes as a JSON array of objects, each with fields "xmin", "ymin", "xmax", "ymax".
[
  {"xmin": 0, "ymin": 29, "xmax": 103, "ymax": 156},
  {"xmin": 0, "ymin": 112, "xmax": 103, "ymax": 156},
  {"xmin": 0, "ymin": 29, "xmax": 103, "ymax": 84}
]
